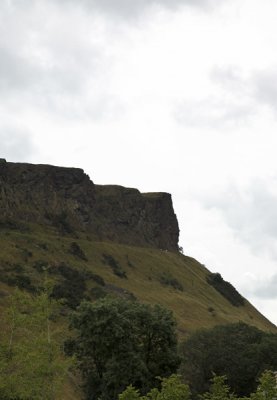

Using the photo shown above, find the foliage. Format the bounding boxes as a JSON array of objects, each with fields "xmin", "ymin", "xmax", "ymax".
[
  {"xmin": 0, "ymin": 287, "xmax": 72, "ymax": 400},
  {"xmin": 180, "ymin": 322, "xmax": 277, "ymax": 397},
  {"xmin": 51, "ymin": 269, "xmax": 86, "ymax": 309},
  {"xmin": 206, "ymin": 273, "xmax": 244, "ymax": 307},
  {"xmin": 250, "ymin": 370, "xmax": 277, "ymax": 400},
  {"xmin": 119, "ymin": 385, "xmax": 141, "ymax": 400},
  {"xmin": 200, "ymin": 375, "xmax": 235, "ymax": 400},
  {"xmin": 159, "ymin": 272, "xmax": 183, "ymax": 291},
  {"xmin": 70, "ymin": 297, "xmax": 180, "ymax": 400},
  {"xmin": 90, "ymin": 272, "xmax": 105, "ymax": 286},
  {"xmin": 0, "ymin": 270, "xmax": 36, "ymax": 293},
  {"xmin": 69, "ymin": 241, "xmax": 88, "ymax": 261},
  {"xmin": 102, "ymin": 253, "xmax": 127, "ymax": 278},
  {"xmin": 119, "ymin": 375, "xmax": 190, "ymax": 400},
  {"xmin": 120, "ymin": 370, "xmax": 277, "ymax": 400}
]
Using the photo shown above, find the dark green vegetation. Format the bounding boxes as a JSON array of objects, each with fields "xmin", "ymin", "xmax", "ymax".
[
  {"xmin": 119, "ymin": 374, "xmax": 190, "ymax": 400},
  {"xmin": 206, "ymin": 273, "xmax": 245, "ymax": 307},
  {"xmin": 119, "ymin": 371, "xmax": 277, "ymax": 400},
  {"xmin": 180, "ymin": 322, "xmax": 277, "ymax": 397},
  {"xmin": 69, "ymin": 297, "xmax": 180, "ymax": 399}
]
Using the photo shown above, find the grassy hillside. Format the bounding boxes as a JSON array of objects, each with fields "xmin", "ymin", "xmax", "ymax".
[
  {"xmin": 0, "ymin": 222, "xmax": 274, "ymax": 335},
  {"xmin": 0, "ymin": 222, "xmax": 275, "ymax": 399}
]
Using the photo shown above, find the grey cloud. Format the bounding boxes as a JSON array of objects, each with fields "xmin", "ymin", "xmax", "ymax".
[
  {"xmin": 212, "ymin": 65, "xmax": 277, "ymax": 118},
  {"xmin": 0, "ymin": 2, "xmax": 109, "ymax": 118},
  {"xmin": 203, "ymin": 180, "xmax": 277, "ymax": 258},
  {"xmin": 253, "ymin": 274, "xmax": 277, "ymax": 299},
  {"xmin": 210, "ymin": 65, "xmax": 249, "ymax": 93},
  {"xmin": 253, "ymin": 69, "xmax": 277, "ymax": 113},
  {"xmin": 0, "ymin": 127, "xmax": 35, "ymax": 161},
  {"xmin": 0, "ymin": 47, "xmax": 38, "ymax": 92},
  {"xmin": 57, "ymin": 0, "xmax": 218, "ymax": 18}
]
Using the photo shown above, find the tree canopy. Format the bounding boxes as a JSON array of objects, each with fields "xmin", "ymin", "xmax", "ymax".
[
  {"xmin": 180, "ymin": 322, "xmax": 277, "ymax": 397},
  {"xmin": 70, "ymin": 297, "xmax": 180, "ymax": 400}
]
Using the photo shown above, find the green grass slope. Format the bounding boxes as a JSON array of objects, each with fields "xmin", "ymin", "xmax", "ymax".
[
  {"xmin": 0, "ymin": 223, "xmax": 275, "ymax": 335},
  {"xmin": 0, "ymin": 223, "xmax": 275, "ymax": 399}
]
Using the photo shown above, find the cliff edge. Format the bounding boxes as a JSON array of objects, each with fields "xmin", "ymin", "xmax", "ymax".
[{"xmin": 0, "ymin": 161, "xmax": 179, "ymax": 251}]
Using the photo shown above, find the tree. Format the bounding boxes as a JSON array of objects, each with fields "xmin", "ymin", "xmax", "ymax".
[
  {"xmin": 250, "ymin": 371, "xmax": 277, "ymax": 400},
  {"xmin": 180, "ymin": 322, "xmax": 277, "ymax": 397},
  {"xmin": 119, "ymin": 375, "xmax": 190, "ymax": 400},
  {"xmin": 70, "ymin": 297, "xmax": 180, "ymax": 400},
  {"xmin": 201, "ymin": 375, "xmax": 236, "ymax": 400},
  {"xmin": 0, "ymin": 287, "xmax": 72, "ymax": 400}
]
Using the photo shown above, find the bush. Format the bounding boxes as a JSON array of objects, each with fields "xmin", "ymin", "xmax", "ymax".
[
  {"xmin": 90, "ymin": 273, "xmax": 105, "ymax": 286},
  {"xmin": 159, "ymin": 272, "xmax": 183, "ymax": 291},
  {"xmin": 102, "ymin": 253, "xmax": 127, "ymax": 278},
  {"xmin": 51, "ymin": 264, "xmax": 87, "ymax": 308},
  {"xmin": 1, "ymin": 273, "xmax": 36, "ymax": 293},
  {"xmin": 69, "ymin": 242, "xmax": 88, "ymax": 261},
  {"xmin": 206, "ymin": 273, "xmax": 244, "ymax": 306}
]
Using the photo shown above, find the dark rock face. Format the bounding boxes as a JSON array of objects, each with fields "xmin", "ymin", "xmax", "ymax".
[
  {"xmin": 0, "ymin": 163, "xmax": 96, "ymax": 229},
  {"xmin": 0, "ymin": 162, "xmax": 179, "ymax": 251}
]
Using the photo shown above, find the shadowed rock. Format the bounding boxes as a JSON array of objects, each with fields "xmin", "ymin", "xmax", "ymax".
[{"xmin": 0, "ymin": 162, "xmax": 179, "ymax": 251}]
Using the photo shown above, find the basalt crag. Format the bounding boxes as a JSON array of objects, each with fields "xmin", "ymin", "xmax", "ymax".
[{"xmin": 0, "ymin": 161, "xmax": 179, "ymax": 251}]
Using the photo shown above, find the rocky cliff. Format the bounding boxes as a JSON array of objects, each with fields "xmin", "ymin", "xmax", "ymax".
[{"xmin": 0, "ymin": 161, "xmax": 179, "ymax": 251}]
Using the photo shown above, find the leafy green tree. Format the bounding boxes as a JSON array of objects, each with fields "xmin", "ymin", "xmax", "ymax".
[
  {"xmin": 119, "ymin": 385, "xmax": 141, "ymax": 400},
  {"xmin": 119, "ymin": 375, "xmax": 190, "ymax": 400},
  {"xmin": 250, "ymin": 371, "xmax": 277, "ymax": 400},
  {"xmin": 180, "ymin": 322, "xmax": 277, "ymax": 397},
  {"xmin": 155, "ymin": 374, "xmax": 190, "ymax": 400},
  {"xmin": 0, "ymin": 287, "xmax": 72, "ymax": 400},
  {"xmin": 70, "ymin": 297, "xmax": 180, "ymax": 400},
  {"xmin": 201, "ymin": 375, "xmax": 236, "ymax": 400}
]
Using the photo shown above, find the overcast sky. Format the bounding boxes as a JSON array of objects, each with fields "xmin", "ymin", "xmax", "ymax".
[{"xmin": 2, "ymin": 0, "xmax": 277, "ymax": 324}]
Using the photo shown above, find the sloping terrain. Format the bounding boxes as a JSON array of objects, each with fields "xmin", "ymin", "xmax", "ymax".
[{"xmin": 0, "ymin": 223, "xmax": 274, "ymax": 335}]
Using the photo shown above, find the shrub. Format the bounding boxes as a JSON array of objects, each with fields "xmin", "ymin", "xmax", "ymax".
[
  {"xmin": 1, "ymin": 273, "xmax": 36, "ymax": 293},
  {"xmin": 206, "ymin": 273, "xmax": 244, "ymax": 307},
  {"xmin": 51, "ymin": 264, "xmax": 87, "ymax": 308},
  {"xmin": 69, "ymin": 242, "xmax": 88, "ymax": 261},
  {"xmin": 102, "ymin": 253, "xmax": 127, "ymax": 278},
  {"xmin": 159, "ymin": 272, "xmax": 183, "ymax": 291}
]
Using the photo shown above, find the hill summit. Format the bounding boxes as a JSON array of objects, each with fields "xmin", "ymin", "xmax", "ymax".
[{"xmin": 0, "ymin": 161, "xmax": 179, "ymax": 251}]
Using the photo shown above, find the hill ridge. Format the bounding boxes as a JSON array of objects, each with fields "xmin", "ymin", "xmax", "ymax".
[{"xmin": 0, "ymin": 160, "xmax": 179, "ymax": 251}]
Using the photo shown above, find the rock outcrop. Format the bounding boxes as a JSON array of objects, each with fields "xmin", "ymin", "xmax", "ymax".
[{"xmin": 0, "ymin": 162, "xmax": 179, "ymax": 251}]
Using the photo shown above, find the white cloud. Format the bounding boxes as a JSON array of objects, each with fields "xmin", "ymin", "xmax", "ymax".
[
  {"xmin": 202, "ymin": 180, "xmax": 277, "ymax": 259},
  {"xmin": 0, "ymin": 126, "xmax": 35, "ymax": 161}
]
